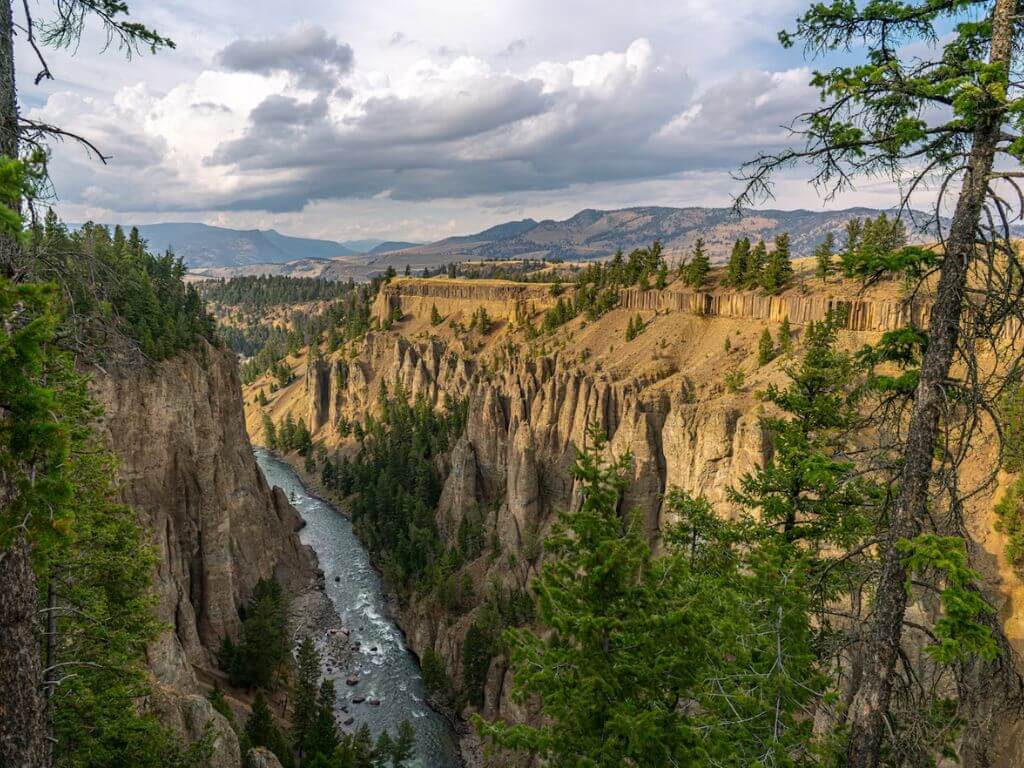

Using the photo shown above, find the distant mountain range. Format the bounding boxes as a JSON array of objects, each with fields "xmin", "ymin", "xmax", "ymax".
[
  {"xmin": 170, "ymin": 205, "xmax": 970, "ymax": 281},
  {"xmin": 75, "ymin": 222, "xmax": 360, "ymax": 268},
  {"xmin": 365, "ymin": 206, "xmax": 944, "ymax": 267}
]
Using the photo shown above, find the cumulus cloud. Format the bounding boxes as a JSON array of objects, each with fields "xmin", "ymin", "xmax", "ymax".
[
  {"xmin": 33, "ymin": 29, "xmax": 819, "ymax": 218},
  {"xmin": 217, "ymin": 25, "xmax": 354, "ymax": 91}
]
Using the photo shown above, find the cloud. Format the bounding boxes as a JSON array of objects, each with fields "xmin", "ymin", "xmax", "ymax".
[
  {"xmin": 217, "ymin": 24, "xmax": 354, "ymax": 91},
  {"xmin": 33, "ymin": 31, "xmax": 820, "ymax": 220}
]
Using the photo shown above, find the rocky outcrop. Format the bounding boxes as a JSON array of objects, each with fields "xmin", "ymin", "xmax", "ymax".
[
  {"xmin": 373, "ymin": 277, "xmax": 931, "ymax": 332},
  {"xmin": 151, "ymin": 689, "xmax": 241, "ymax": 768},
  {"xmin": 374, "ymin": 278, "xmax": 556, "ymax": 326},
  {"xmin": 245, "ymin": 747, "xmax": 285, "ymax": 768},
  {"xmin": 618, "ymin": 286, "xmax": 931, "ymax": 332},
  {"xmin": 92, "ymin": 340, "xmax": 314, "ymax": 693}
]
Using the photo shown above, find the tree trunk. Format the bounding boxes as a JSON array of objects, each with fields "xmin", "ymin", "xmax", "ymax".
[
  {"xmin": 0, "ymin": 0, "xmax": 19, "ymax": 277},
  {"xmin": 0, "ymin": 537, "xmax": 48, "ymax": 768},
  {"xmin": 844, "ymin": 0, "xmax": 1017, "ymax": 763}
]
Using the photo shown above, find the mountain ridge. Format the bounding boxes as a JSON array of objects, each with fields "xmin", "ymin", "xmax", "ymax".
[
  {"xmin": 74, "ymin": 222, "xmax": 360, "ymax": 269},
  {"xmin": 364, "ymin": 205, "xmax": 942, "ymax": 268}
]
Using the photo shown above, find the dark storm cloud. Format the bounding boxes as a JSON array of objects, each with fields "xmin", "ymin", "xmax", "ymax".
[
  {"xmin": 199, "ymin": 55, "xmax": 816, "ymax": 214},
  {"xmin": 217, "ymin": 25, "xmax": 354, "ymax": 91},
  {"xmin": 38, "ymin": 36, "xmax": 818, "ymax": 217}
]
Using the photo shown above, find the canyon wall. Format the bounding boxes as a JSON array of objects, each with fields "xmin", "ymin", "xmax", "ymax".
[
  {"xmin": 374, "ymin": 277, "xmax": 932, "ymax": 332},
  {"xmin": 301, "ymin": 329, "xmax": 772, "ymax": 725},
  {"xmin": 93, "ymin": 340, "xmax": 315, "ymax": 762}
]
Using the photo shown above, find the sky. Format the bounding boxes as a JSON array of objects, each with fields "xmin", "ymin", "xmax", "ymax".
[{"xmin": 14, "ymin": 0, "xmax": 936, "ymax": 243}]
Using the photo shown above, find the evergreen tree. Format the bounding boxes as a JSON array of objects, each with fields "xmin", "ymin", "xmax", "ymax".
[
  {"xmin": 479, "ymin": 427, "xmax": 825, "ymax": 766},
  {"xmin": 390, "ymin": 721, "xmax": 415, "ymax": 768},
  {"xmin": 814, "ymin": 232, "xmax": 835, "ymax": 281},
  {"xmin": 305, "ymin": 679, "xmax": 339, "ymax": 761},
  {"xmin": 372, "ymin": 731, "xmax": 393, "ymax": 768},
  {"xmin": 263, "ymin": 414, "xmax": 278, "ymax": 450},
  {"xmin": 744, "ymin": 239, "xmax": 767, "ymax": 287},
  {"xmin": 291, "ymin": 636, "xmax": 320, "ymax": 758},
  {"xmin": 778, "ymin": 316, "xmax": 792, "ymax": 355},
  {"xmin": 724, "ymin": 237, "xmax": 750, "ymax": 287},
  {"xmin": 245, "ymin": 691, "xmax": 291, "ymax": 766},
  {"xmin": 430, "ymin": 304, "xmax": 443, "ymax": 326},
  {"xmin": 654, "ymin": 263, "xmax": 668, "ymax": 289},
  {"xmin": 757, "ymin": 328, "xmax": 775, "ymax": 366},
  {"xmin": 683, "ymin": 238, "xmax": 710, "ymax": 288},
  {"xmin": 761, "ymin": 233, "xmax": 793, "ymax": 294}
]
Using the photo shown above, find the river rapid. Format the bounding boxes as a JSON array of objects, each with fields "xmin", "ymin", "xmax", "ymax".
[{"xmin": 254, "ymin": 448, "xmax": 462, "ymax": 768}]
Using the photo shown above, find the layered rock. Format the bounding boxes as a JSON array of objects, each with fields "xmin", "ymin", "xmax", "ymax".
[
  {"xmin": 373, "ymin": 276, "xmax": 931, "ymax": 333},
  {"xmin": 92, "ymin": 340, "xmax": 314, "ymax": 693}
]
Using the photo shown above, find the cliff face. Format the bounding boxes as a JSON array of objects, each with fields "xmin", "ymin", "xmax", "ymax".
[
  {"xmin": 247, "ymin": 277, "xmax": 1019, "ymax": 757},
  {"xmin": 295, "ymin": 326, "xmax": 773, "ymax": 722},
  {"xmin": 373, "ymin": 277, "xmax": 932, "ymax": 333},
  {"xmin": 92, "ymin": 341, "xmax": 314, "ymax": 693}
]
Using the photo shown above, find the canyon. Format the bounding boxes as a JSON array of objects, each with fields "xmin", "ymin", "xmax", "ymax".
[
  {"xmin": 91, "ymin": 341, "xmax": 318, "ymax": 766},
  {"xmin": 240, "ymin": 272, "xmax": 1021, "ymax": 765}
]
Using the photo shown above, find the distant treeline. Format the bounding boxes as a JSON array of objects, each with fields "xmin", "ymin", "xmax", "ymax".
[
  {"xmin": 32, "ymin": 212, "xmax": 216, "ymax": 361},
  {"xmin": 200, "ymin": 274, "xmax": 350, "ymax": 310}
]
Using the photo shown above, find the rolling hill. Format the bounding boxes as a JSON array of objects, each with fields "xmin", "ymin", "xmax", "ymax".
[
  {"xmin": 85, "ymin": 222, "xmax": 360, "ymax": 268},
  {"xmin": 366, "ymin": 206, "xmax": 939, "ymax": 267}
]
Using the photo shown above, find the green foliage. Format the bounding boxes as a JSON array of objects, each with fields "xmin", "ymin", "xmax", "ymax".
[
  {"xmin": 430, "ymin": 303, "xmax": 443, "ymax": 326},
  {"xmin": 814, "ymin": 232, "xmax": 836, "ymax": 280},
  {"xmin": 304, "ymin": 679, "xmax": 340, "ymax": 761},
  {"xmin": 723, "ymin": 367, "xmax": 744, "ymax": 393},
  {"xmin": 0, "ymin": 161, "xmax": 204, "ymax": 768},
  {"xmin": 625, "ymin": 313, "xmax": 644, "ymax": 341},
  {"xmin": 469, "ymin": 306, "xmax": 492, "ymax": 333},
  {"xmin": 218, "ymin": 578, "xmax": 291, "ymax": 690},
  {"xmin": 897, "ymin": 535, "xmax": 998, "ymax": 663},
  {"xmin": 461, "ymin": 621, "xmax": 495, "ymax": 708},
  {"xmin": 758, "ymin": 328, "xmax": 775, "ymax": 366},
  {"xmin": 779, "ymin": 316, "xmax": 793, "ymax": 354},
  {"xmin": 999, "ymin": 383, "xmax": 1024, "ymax": 472},
  {"xmin": 245, "ymin": 691, "xmax": 292, "ymax": 768},
  {"xmin": 31, "ymin": 215, "xmax": 216, "ymax": 361},
  {"xmin": 201, "ymin": 275, "xmax": 348, "ymax": 310},
  {"xmin": 680, "ymin": 237, "xmax": 710, "ymax": 288},
  {"xmin": 994, "ymin": 474, "xmax": 1024, "ymax": 571},
  {"xmin": 321, "ymin": 387, "xmax": 468, "ymax": 591},
  {"xmin": 724, "ymin": 237, "xmax": 750, "ymax": 287},
  {"xmin": 274, "ymin": 414, "xmax": 313, "ymax": 456},
  {"xmin": 478, "ymin": 427, "xmax": 827, "ymax": 766},
  {"xmin": 262, "ymin": 413, "xmax": 278, "ymax": 450},
  {"xmin": 234, "ymin": 282, "xmax": 374, "ymax": 385},
  {"xmin": 292, "ymin": 636, "xmax": 320, "ymax": 758},
  {"xmin": 420, "ymin": 648, "xmax": 452, "ymax": 699},
  {"xmin": 762, "ymin": 233, "xmax": 794, "ymax": 294},
  {"xmin": 209, "ymin": 686, "xmax": 235, "ymax": 730}
]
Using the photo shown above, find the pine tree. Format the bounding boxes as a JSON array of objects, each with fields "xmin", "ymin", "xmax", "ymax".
[
  {"xmin": 814, "ymin": 232, "xmax": 835, "ymax": 281},
  {"xmin": 757, "ymin": 328, "xmax": 775, "ymax": 366},
  {"xmin": 655, "ymin": 263, "xmax": 668, "ymax": 290},
  {"xmin": 683, "ymin": 238, "xmax": 710, "ymax": 288},
  {"xmin": 245, "ymin": 691, "xmax": 290, "ymax": 766},
  {"xmin": 372, "ymin": 731, "xmax": 393, "ymax": 768},
  {"xmin": 390, "ymin": 721, "xmax": 416, "ymax": 767},
  {"xmin": 305, "ymin": 679, "xmax": 339, "ymax": 761},
  {"xmin": 778, "ymin": 317, "xmax": 792, "ymax": 355},
  {"xmin": 262, "ymin": 413, "xmax": 278, "ymax": 450},
  {"xmin": 745, "ymin": 240, "xmax": 767, "ymax": 287},
  {"xmin": 291, "ymin": 636, "xmax": 320, "ymax": 758},
  {"xmin": 430, "ymin": 304, "xmax": 443, "ymax": 326},
  {"xmin": 724, "ymin": 238, "xmax": 750, "ymax": 287},
  {"xmin": 761, "ymin": 233, "xmax": 793, "ymax": 294}
]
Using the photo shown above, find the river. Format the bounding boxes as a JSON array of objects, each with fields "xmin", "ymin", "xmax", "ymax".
[{"xmin": 254, "ymin": 448, "xmax": 463, "ymax": 768}]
